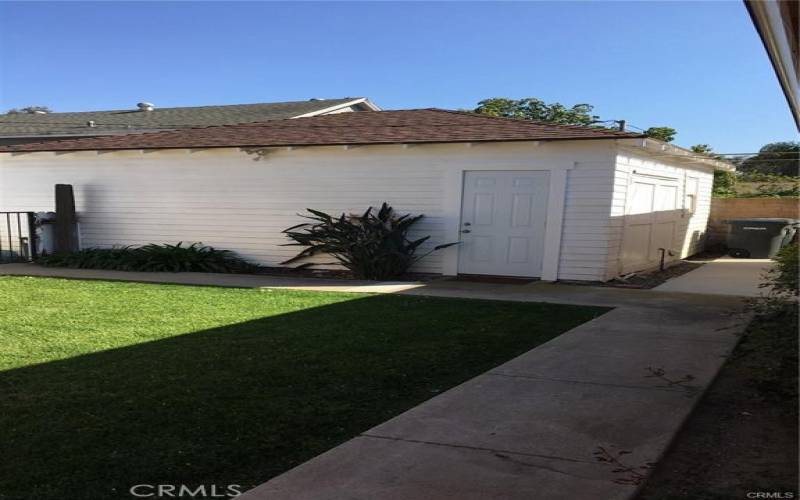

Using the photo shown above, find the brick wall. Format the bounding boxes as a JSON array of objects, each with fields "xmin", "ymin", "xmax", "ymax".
[{"xmin": 708, "ymin": 198, "xmax": 799, "ymax": 245}]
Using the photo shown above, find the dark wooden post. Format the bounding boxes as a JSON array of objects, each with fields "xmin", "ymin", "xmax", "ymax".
[
  {"xmin": 26, "ymin": 212, "xmax": 38, "ymax": 259},
  {"xmin": 54, "ymin": 184, "xmax": 78, "ymax": 253}
]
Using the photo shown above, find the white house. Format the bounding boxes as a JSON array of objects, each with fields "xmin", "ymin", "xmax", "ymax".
[{"xmin": 0, "ymin": 109, "xmax": 732, "ymax": 281}]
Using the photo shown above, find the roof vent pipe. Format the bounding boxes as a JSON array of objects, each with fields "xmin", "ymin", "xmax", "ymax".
[
  {"xmin": 137, "ymin": 102, "xmax": 155, "ymax": 112},
  {"xmin": 86, "ymin": 120, "xmax": 96, "ymax": 128}
]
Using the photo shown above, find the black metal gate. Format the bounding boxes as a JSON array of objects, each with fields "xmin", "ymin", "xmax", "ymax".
[{"xmin": 0, "ymin": 212, "xmax": 37, "ymax": 263}]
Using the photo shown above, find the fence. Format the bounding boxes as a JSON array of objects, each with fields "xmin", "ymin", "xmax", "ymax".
[
  {"xmin": 707, "ymin": 198, "xmax": 799, "ymax": 246},
  {"xmin": 0, "ymin": 212, "xmax": 37, "ymax": 263}
]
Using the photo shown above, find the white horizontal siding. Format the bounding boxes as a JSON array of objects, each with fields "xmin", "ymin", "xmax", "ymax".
[
  {"xmin": 1, "ymin": 140, "xmax": 622, "ymax": 279},
  {"xmin": 557, "ymin": 159, "xmax": 616, "ymax": 281},
  {"xmin": 0, "ymin": 149, "xmax": 447, "ymax": 272}
]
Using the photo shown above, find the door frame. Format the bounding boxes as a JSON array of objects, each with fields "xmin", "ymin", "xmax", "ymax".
[
  {"xmin": 456, "ymin": 170, "xmax": 550, "ymax": 278},
  {"xmin": 448, "ymin": 167, "xmax": 569, "ymax": 281}
]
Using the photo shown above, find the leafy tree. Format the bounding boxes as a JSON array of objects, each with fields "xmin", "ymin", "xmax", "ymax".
[
  {"xmin": 645, "ymin": 127, "xmax": 677, "ymax": 143},
  {"xmin": 710, "ymin": 156, "xmax": 798, "ymax": 198},
  {"xmin": 473, "ymin": 97, "xmax": 598, "ymax": 125},
  {"xmin": 691, "ymin": 143, "xmax": 728, "ymax": 161},
  {"xmin": 738, "ymin": 141, "xmax": 799, "ymax": 176},
  {"xmin": 6, "ymin": 106, "xmax": 52, "ymax": 114},
  {"xmin": 473, "ymin": 97, "xmax": 685, "ymax": 142},
  {"xmin": 696, "ymin": 144, "xmax": 739, "ymax": 197},
  {"xmin": 691, "ymin": 144, "xmax": 713, "ymax": 154}
]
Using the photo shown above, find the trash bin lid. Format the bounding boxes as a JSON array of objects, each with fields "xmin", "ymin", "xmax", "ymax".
[{"xmin": 723, "ymin": 218, "xmax": 799, "ymax": 225}]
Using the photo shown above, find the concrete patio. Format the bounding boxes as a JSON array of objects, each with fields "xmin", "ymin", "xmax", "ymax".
[{"xmin": 0, "ymin": 261, "xmax": 759, "ymax": 499}]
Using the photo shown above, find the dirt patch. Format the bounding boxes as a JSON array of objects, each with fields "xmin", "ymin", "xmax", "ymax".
[
  {"xmin": 638, "ymin": 305, "xmax": 799, "ymax": 500},
  {"xmin": 606, "ymin": 262, "xmax": 704, "ymax": 289},
  {"xmin": 560, "ymin": 261, "xmax": 704, "ymax": 289}
]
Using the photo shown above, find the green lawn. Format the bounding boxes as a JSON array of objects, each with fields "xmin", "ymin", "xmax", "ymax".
[{"xmin": 0, "ymin": 276, "xmax": 607, "ymax": 500}]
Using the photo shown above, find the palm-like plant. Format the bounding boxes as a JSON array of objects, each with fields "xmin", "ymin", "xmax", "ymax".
[{"xmin": 282, "ymin": 203, "xmax": 457, "ymax": 280}]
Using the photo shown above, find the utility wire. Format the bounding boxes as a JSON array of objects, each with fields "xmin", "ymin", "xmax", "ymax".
[
  {"xmin": 623, "ymin": 123, "xmax": 647, "ymax": 132},
  {"xmin": 716, "ymin": 154, "xmax": 798, "ymax": 157}
]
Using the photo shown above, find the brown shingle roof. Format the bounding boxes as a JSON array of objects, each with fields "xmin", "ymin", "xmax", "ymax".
[{"xmin": 0, "ymin": 109, "xmax": 645, "ymax": 153}]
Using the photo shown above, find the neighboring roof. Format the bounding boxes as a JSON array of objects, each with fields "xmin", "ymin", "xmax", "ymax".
[
  {"xmin": 0, "ymin": 109, "xmax": 645, "ymax": 153},
  {"xmin": 0, "ymin": 98, "xmax": 378, "ymax": 138}
]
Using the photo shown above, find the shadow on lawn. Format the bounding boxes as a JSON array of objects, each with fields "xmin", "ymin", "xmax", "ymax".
[{"xmin": 0, "ymin": 293, "xmax": 605, "ymax": 500}]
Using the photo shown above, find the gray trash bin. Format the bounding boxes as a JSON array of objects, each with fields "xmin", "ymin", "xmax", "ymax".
[{"xmin": 724, "ymin": 218, "xmax": 799, "ymax": 258}]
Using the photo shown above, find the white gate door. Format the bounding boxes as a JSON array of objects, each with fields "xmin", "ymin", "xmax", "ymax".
[
  {"xmin": 458, "ymin": 171, "xmax": 549, "ymax": 277},
  {"xmin": 620, "ymin": 173, "xmax": 681, "ymax": 274}
]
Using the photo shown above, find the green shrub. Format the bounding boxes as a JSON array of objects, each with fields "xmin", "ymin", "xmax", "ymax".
[
  {"xmin": 39, "ymin": 247, "xmax": 136, "ymax": 270},
  {"xmin": 764, "ymin": 241, "xmax": 799, "ymax": 297},
  {"xmin": 744, "ymin": 241, "xmax": 799, "ymax": 402},
  {"xmin": 713, "ymin": 170, "xmax": 799, "ymax": 198},
  {"xmin": 747, "ymin": 182, "xmax": 799, "ymax": 198},
  {"xmin": 38, "ymin": 242, "xmax": 256, "ymax": 273},
  {"xmin": 282, "ymin": 203, "xmax": 458, "ymax": 280},
  {"xmin": 712, "ymin": 170, "xmax": 737, "ymax": 197},
  {"xmin": 738, "ymin": 171, "xmax": 798, "ymax": 183}
]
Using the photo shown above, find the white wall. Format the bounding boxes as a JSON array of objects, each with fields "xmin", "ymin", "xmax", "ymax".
[
  {"xmin": 1, "ymin": 147, "xmax": 447, "ymax": 271},
  {"xmin": 557, "ymin": 159, "xmax": 617, "ymax": 281},
  {"xmin": 0, "ymin": 141, "xmax": 619, "ymax": 278},
  {"xmin": 609, "ymin": 149, "xmax": 715, "ymax": 279}
]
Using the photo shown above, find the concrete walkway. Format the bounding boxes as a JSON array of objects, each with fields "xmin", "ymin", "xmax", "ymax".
[
  {"xmin": 0, "ymin": 263, "xmax": 752, "ymax": 499},
  {"xmin": 654, "ymin": 257, "xmax": 773, "ymax": 297},
  {"xmin": 0, "ymin": 261, "xmax": 756, "ymax": 308},
  {"xmin": 238, "ymin": 304, "xmax": 746, "ymax": 500},
  {"xmin": 0, "ymin": 263, "xmax": 425, "ymax": 294}
]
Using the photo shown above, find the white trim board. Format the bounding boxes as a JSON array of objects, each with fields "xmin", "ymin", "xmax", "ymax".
[{"xmin": 292, "ymin": 98, "xmax": 381, "ymax": 117}]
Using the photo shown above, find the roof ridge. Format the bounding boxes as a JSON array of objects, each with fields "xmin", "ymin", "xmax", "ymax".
[
  {"xmin": 428, "ymin": 108, "xmax": 633, "ymax": 134},
  {"xmin": 0, "ymin": 98, "xmax": 364, "ymax": 117},
  {"xmin": 233, "ymin": 108, "xmax": 445, "ymax": 128}
]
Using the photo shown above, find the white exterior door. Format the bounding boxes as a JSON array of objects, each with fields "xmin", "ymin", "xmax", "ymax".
[
  {"xmin": 458, "ymin": 171, "xmax": 549, "ymax": 277},
  {"xmin": 620, "ymin": 173, "xmax": 681, "ymax": 274}
]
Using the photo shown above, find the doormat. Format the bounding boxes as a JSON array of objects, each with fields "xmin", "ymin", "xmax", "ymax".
[{"xmin": 455, "ymin": 275, "xmax": 538, "ymax": 285}]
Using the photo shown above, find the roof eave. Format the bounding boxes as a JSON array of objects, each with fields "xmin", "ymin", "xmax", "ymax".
[
  {"xmin": 618, "ymin": 138, "xmax": 736, "ymax": 171},
  {"xmin": 0, "ymin": 135, "xmax": 647, "ymax": 155},
  {"xmin": 744, "ymin": 0, "xmax": 800, "ymax": 130}
]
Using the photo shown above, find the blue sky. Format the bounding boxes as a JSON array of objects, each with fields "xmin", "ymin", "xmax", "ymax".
[{"xmin": 0, "ymin": 1, "xmax": 796, "ymax": 152}]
